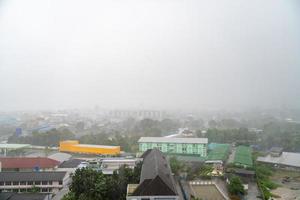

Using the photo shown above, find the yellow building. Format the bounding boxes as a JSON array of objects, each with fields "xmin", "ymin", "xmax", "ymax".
[{"xmin": 59, "ymin": 140, "xmax": 120, "ymax": 155}]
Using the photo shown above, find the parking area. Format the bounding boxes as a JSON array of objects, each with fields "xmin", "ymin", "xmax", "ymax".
[{"xmin": 270, "ymin": 170, "xmax": 300, "ymax": 200}]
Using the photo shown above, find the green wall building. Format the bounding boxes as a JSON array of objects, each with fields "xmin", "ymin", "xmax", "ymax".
[{"xmin": 138, "ymin": 137, "xmax": 208, "ymax": 157}]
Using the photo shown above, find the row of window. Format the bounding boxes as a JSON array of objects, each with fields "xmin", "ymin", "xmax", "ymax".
[
  {"xmin": 0, "ymin": 181, "xmax": 62, "ymax": 186},
  {"xmin": 0, "ymin": 187, "xmax": 54, "ymax": 193}
]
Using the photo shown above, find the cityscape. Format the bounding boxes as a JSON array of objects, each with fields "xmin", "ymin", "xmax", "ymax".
[{"xmin": 1, "ymin": 0, "xmax": 300, "ymax": 200}]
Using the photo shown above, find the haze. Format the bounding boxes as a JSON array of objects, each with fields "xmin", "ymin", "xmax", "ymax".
[{"xmin": 0, "ymin": 0, "xmax": 299, "ymax": 111}]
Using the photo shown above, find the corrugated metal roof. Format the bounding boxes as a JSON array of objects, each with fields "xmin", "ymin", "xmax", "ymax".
[
  {"xmin": 0, "ymin": 144, "xmax": 31, "ymax": 149},
  {"xmin": 0, "ymin": 157, "xmax": 60, "ymax": 169},
  {"xmin": 257, "ymin": 152, "xmax": 300, "ymax": 168},
  {"xmin": 138, "ymin": 137, "xmax": 208, "ymax": 144},
  {"xmin": 0, "ymin": 171, "xmax": 67, "ymax": 182}
]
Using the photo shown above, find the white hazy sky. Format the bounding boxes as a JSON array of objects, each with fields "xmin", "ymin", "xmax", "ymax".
[{"xmin": 0, "ymin": 0, "xmax": 300, "ymax": 111}]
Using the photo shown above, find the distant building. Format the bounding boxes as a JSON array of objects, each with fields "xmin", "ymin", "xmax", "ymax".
[
  {"xmin": 257, "ymin": 152, "xmax": 300, "ymax": 171},
  {"xmin": 0, "ymin": 171, "xmax": 68, "ymax": 193},
  {"xmin": 99, "ymin": 157, "xmax": 142, "ymax": 175},
  {"xmin": 233, "ymin": 146, "xmax": 253, "ymax": 168},
  {"xmin": 0, "ymin": 157, "xmax": 60, "ymax": 172},
  {"xmin": 59, "ymin": 140, "xmax": 120, "ymax": 155},
  {"xmin": 138, "ymin": 137, "xmax": 208, "ymax": 157},
  {"xmin": 269, "ymin": 147, "xmax": 283, "ymax": 157},
  {"xmin": 127, "ymin": 149, "xmax": 179, "ymax": 200},
  {"xmin": 0, "ymin": 192, "xmax": 50, "ymax": 200}
]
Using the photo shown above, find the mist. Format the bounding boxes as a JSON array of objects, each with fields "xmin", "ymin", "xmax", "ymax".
[{"xmin": 0, "ymin": 0, "xmax": 299, "ymax": 111}]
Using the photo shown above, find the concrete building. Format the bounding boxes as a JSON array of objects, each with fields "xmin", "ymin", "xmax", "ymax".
[
  {"xmin": 138, "ymin": 137, "xmax": 208, "ymax": 157},
  {"xmin": 257, "ymin": 151, "xmax": 300, "ymax": 171},
  {"xmin": 99, "ymin": 157, "xmax": 142, "ymax": 175},
  {"xmin": 0, "ymin": 171, "xmax": 68, "ymax": 194},
  {"xmin": 127, "ymin": 149, "xmax": 179, "ymax": 200},
  {"xmin": 59, "ymin": 140, "xmax": 120, "ymax": 155},
  {"xmin": 0, "ymin": 193, "xmax": 50, "ymax": 200}
]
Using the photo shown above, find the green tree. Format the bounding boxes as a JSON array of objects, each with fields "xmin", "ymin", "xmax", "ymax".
[{"xmin": 228, "ymin": 176, "xmax": 245, "ymax": 196}]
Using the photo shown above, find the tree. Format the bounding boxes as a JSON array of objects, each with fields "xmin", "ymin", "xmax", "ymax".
[
  {"xmin": 228, "ymin": 176, "xmax": 245, "ymax": 196},
  {"xmin": 169, "ymin": 156, "xmax": 185, "ymax": 175}
]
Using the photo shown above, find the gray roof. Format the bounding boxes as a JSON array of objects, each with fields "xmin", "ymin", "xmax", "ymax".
[
  {"xmin": 257, "ymin": 152, "xmax": 300, "ymax": 168},
  {"xmin": 138, "ymin": 137, "xmax": 208, "ymax": 144},
  {"xmin": 0, "ymin": 193, "xmax": 48, "ymax": 200},
  {"xmin": 0, "ymin": 171, "xmax": 67, "ymax": 182},
  {"xmin": 132, "ymin": 149, "xmax": 177, "ymax": 196}
]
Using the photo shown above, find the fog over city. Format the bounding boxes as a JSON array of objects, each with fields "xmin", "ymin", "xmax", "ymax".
[{"xmin": 0, "ymin": 0, "xmax": 300, "ymax": 111}]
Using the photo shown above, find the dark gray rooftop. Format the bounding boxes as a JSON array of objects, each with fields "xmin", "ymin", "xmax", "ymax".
[
  {"xmin": 0, "ymin": 171, "xmax": 67, "ymax": 182},
  {"xmin": 0, "ymin": 193, "xmax": 48, "ymax": 200},
  {"xmin": 132, "ymin": 149, "xmax": 178, "ymax": 196}
]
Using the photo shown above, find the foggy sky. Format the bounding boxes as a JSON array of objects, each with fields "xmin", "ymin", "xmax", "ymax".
[{"xmin": 0, "ymin": 0, "xmax": 300, "ymax": 111}]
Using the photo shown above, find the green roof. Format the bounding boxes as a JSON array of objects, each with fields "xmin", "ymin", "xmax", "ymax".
[
  {"xmin": 206, "ymin": 144, "xmax": 230, "ymax": 161},
  {"xmin": 0, "ymin": 143, "xmax": 31, "ymax": 149},
  {"xmin": 170, "ymin": 155, "xmax": 206, "ymax": 162},
  {"xmin": 234, "ymin": 146, "xmax": 253, "ymax": 167}
]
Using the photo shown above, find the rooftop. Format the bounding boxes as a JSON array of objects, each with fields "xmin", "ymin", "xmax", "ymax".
[
  {"xmin": 0, "ymin": 157, "xmax": 60, "ymax": 169},
  {"xmin": 58, "ymin": 159, "xmax": 83, "ymax": 168},
  {"xmin": 75, "ymin": 144, "xmax": 119, "ymax": 149},
  {"xmin": 131, "ymin": 149, "xmax": 178, "ymax": 196},
  {"xmin": 0, "ymin": 171, "xmax": 67, "ymax": 182},
  {"xmin": 257, "ymin": 152, "xmax": 300, "ymax": 168},
  {"xmin": 0, "ymin": 193, "xmax": 49, "ymax": 200},
  {"xmin": 0, "ymin": 144, "xmax": 31, "ymax": 149},
  {"xmin": 138, "ymin": 137, "xmax": 208, "ymax": 144},
  {"xmin": 234, "ymin": 146, "xmax": 253, "ymax": 167}
]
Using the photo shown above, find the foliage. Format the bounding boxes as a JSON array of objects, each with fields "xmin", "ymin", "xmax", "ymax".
[
  {"xmin": 169, "ymin": 156, "xmax": 186, "ymax": 175},
  {"xmin": 204, "ymin": 128, "xmax": 257, "ymax": 144},
  {"xmin": 8, "ymin": 128, "xmax": 75, "ymax": 146},
  {"xmin": 63, "ymin": 163, "xmax": 141, "ymax": 200},
  {"xmin": 227, "ymin": 176, "xmax": 245, "ymax": 196},
  {"xmin": 255, "ymin": 164, "xmax": 279, "ymax": 200}
]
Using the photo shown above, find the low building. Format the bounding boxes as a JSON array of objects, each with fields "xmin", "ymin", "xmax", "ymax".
[
  {"xmin": 257, "ymin": 151, "xmax": 300, "ymax": 171},
  {"xmin": 100, "ymin": 157, "xmax": 142, "ymax": 175},
  {"xmin": 127, "ymin": 149, "xmax": 179, "ymax": 200},
  {"xmin": 59, "ymin": 140, "xmax": 120, "ymax": 155},
  {"xmin": 138, "ymin": 137, "xmax": 208, "ymax": 157},
  {"xmin": 0, "ymin": 144, "xmax": 31, "ymax": 156},
  {"xmin": 0, "ymin": 171, "xmax": 68, "ymax": 194},
  {"xmin": 233, "ymin": 146, "xmax": 253, "ymax": 168},
  {"xmin": 0, "ymin": 193, "xmax": 50, "ymax": 200},
  {"xmin": 269, "ymin": 147, "xmax": 283, "ymax": 157},
  {"xmin": 0, "ymin": 157, "xmax": 60, "ymax": 172}
]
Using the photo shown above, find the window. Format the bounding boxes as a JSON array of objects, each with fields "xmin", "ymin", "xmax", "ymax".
[
  {"xmin": 13, "ymin": 181, "xmax": 19, "ymax": 185},
  {"xmin": 35, "ymin": 181, "xmax": 41, "ymax": 185},
  {"xmin": 20, "ymin": 181, "xmax": 26, "ymax": 185},
  {"xmin": 5, "ymin": 182, "xmax": 11, "ymax": 185},
  {"xmin": 59, "ymin": 181, "xmax": 63, "ymax": 185},
  {"xmin": 42, "ymin": 188, "xmax": 48, "ymax": 192},
  {"xmin": 42, "ymin": 181, "xmax": 48, "ymax": 185},
  {"xmin": 20, "ymin": 188, "xmax": 26, "ymax": 192},
  {"xmin": 13, "ymin": 189, "xmax": 19, "ymax": 193},
  {"xmin": 0, "ymin": 182, "xmax": 4, "ymax": 186},
  {"xmin": 27, "ymin": 181, "xmax": 33, "ymax": 185},
  {"xmin": 48, "ymin": 181, "xmax": 52, "ymax": 185}
]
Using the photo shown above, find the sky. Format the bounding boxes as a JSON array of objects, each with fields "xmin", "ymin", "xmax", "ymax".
[{"xmin": 0, "ymin": 0, "xmax": 300, "ymax": 111}]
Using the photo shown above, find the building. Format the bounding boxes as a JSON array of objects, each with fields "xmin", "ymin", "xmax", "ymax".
[
  {"xmin": 0, "ymin": 193, "xmax": 50, "ymax": 200},
  {"xmin": 205, "ymin": 143, "xmax": 230, "ymax": 165},
  {"xmin": 0, "ymin": 171, "xmax": 68, "ymax": 193},
  {"xmin": 269, "ymin": 147, "xmax": 283, "ymax": 157},
  {"xmin": 0, "ymin": 144, "xmax": 31, "ymax": 156},
  {"xmin": 127, "ymin": 149, "xmax": 179, "ymax": 200},
  {"xmin": 59, "ymin": 140, "xmax": 120, "ymax": 155},
  {"xmin": 138, "ymin": 137, "xmax": 208, "ymax": 157},
  {"xmin": 233, "ymin": 146, "xmax": 253, "ymax": 168},
  {"xmin": 0, "ymin": 157, "xmax": 60, "ymax": 172},
  {"xmin": 99, "ymin": 157, "xmax": 142, "ymax": 175},
  {"xmin": 257, "ymin": 152, "xmax": 300, "ymax": 171}
]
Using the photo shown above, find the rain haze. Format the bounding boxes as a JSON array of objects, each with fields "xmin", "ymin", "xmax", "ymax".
[{"xmin": 0, "ymin": 0, "xmax": 300, "ymax": 111}]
